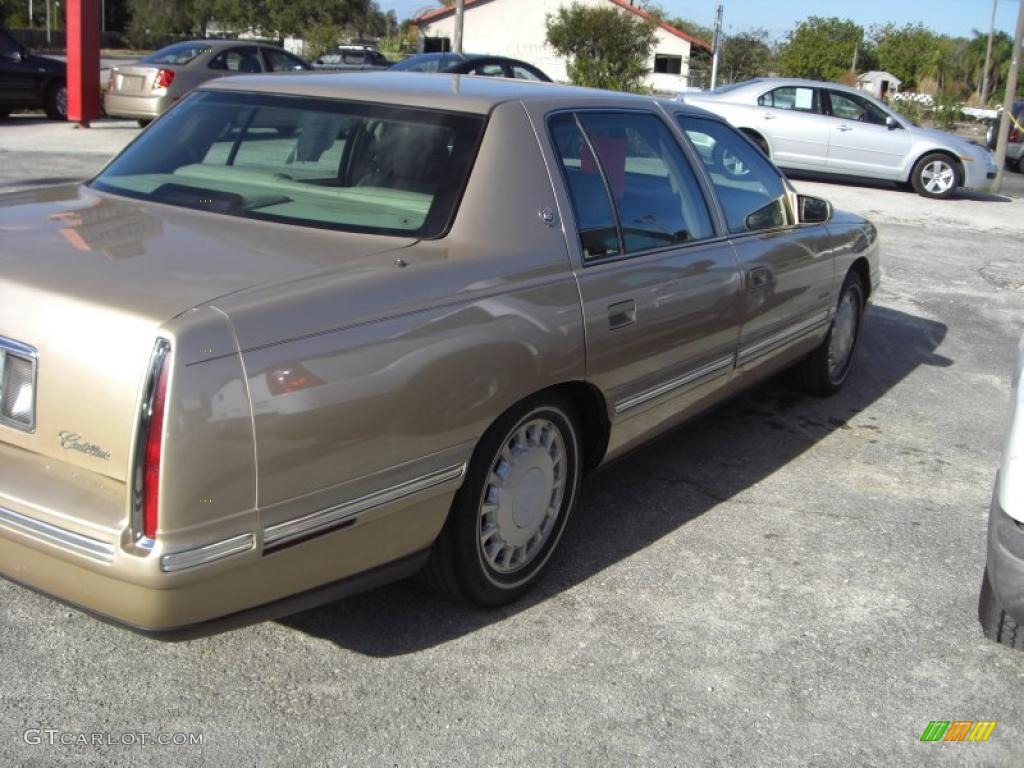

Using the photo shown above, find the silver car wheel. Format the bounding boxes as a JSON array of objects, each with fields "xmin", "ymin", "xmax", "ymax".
[
  {"xmin": 827, "ymin": 286, "xmax": 860, "ymax": 382},
  {"xmin": 478, "ymin": 417, "xmax": 566, "ymax": 575},
  {"xmin": 921, "ymin": 160, "xmax": 955, "ymax": 195},
  {"xmin": 56, "ymin": 85, "xmax": 67, "ymax": 117}
]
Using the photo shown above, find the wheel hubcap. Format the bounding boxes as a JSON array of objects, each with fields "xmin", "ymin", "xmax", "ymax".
[
  {"xmin": 57, "ymin": 86, "xmax": 67, "ymax": 117},
  {"xmin": 921, "ymin": 161, "xmax": 954, "ymax": 194},
  {"xmin": 479, "ymin": 418, "xmax": 566, "ymax": 574},
  {"xmin": 828, "ymin": 289, "xmax": 860, "ymax": 382}
]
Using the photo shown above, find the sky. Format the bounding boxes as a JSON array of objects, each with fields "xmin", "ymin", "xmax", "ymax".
[{"xmin": 379, "ymin": 0, "xmax": 1022, "ymax": 41}]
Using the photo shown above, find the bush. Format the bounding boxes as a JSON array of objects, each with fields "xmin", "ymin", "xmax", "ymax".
[{"xmin": 546, "ymin": 3, "xmax": 656, "ymax": 92}]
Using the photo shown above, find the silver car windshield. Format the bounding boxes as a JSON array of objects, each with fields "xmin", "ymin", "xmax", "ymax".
[{"xmin": 90, "ymin": 91, "xmax": 486, "ymax": 237}]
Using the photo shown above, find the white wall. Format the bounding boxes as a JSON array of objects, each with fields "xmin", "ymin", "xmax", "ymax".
[{"xmin": 421, "ymin": 0, "xmax": 694, "ymax": 92}]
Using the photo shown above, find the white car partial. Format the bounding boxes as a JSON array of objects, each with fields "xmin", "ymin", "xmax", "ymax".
[{"xmin": 678, "ymin": 78, "xmax": 998, "ymax": 199}]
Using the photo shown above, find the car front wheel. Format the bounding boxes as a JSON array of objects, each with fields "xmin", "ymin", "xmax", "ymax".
[
  {"xmin": 421, "ymin": 394, "xmax": 582, "ymax": 607},
  {"xmin": 790, "ymin": 270, "xmax": 865, "ymax": 396},
  {"xmin": 979, "ymin": 568, "xmax": 1023, "ymax": 650},
  {"xmin": 911, "ymin": 153, "xmax": 959, "ymax": 199},
  {"xmin": 45, "ymin": 81, "xmax": 67, "ymax": 120}
]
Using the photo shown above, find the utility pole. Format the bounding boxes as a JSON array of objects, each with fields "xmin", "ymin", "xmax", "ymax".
[
  {"xmin": 709, "ymin": 4, "xmax": 723, "ymax": 90},
  {"xmin": 852, "ymin": 42, "xmax": 858, "ymax": 73},
  {"xmin": 981, "ymin": 0, "xmax": 998, "ymax": 104},
  {"xmin": 453, "ymin": 0, "xmax": 464, "ymax": 54},
  {"xmin": 993, "ymin": 0, "xmax": 1024, "ymax": 193}
]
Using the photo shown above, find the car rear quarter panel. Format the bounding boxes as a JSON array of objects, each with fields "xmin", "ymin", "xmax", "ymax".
[{"xmin": 214, "ymin": 100, "xmax": 584, "ymax": 543}]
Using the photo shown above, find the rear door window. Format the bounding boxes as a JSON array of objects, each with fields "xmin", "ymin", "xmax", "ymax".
[
  {"xmin": 551, "ymin": 111, "xmax": 715, "ymax": 259},
  {"xmin": 209, "ymin": 47, "xmax": 264, "ymax": 73},
  {"xmin": 550, "ymin": 113, "xmax": 621, "ymax": 259},
  {"xmin": 758, "ymin": 86, "xmax": 819, "ymax": 114}
]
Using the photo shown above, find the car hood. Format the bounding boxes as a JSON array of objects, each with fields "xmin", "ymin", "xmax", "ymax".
[
  {"xmin": 906, "ymin": 123, "xmax": 983, "ymax": 154},
  {"xmin": 26, "ymin": 53, "xmax": 65, "ymax": 74}
]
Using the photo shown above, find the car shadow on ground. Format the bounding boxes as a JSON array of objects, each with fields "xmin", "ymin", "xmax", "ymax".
[
  {"xmin": 785, "ymin": 170, "xmax": 1015, "ymax": 202},
  {"xmin": 278, "ymin": 304, "xmax": 951, "ymax": 655}
]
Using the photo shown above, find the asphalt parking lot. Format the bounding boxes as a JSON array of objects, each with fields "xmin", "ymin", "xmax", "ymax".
[{"xmin": 1, "ymin": 115, "xmax": 1024, "ymax": 766}]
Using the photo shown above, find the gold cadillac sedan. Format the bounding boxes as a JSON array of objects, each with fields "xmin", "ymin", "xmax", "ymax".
[{"xmin": 0, "ymin": 73, "xmax": 880, "ymax": 634}]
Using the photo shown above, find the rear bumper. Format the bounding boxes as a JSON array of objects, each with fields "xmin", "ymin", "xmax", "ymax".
[
  {"xmin": 985, "ymin": 476, "xmax": 1024, "ymax": 625},
  {"xmin": 103, "ymin": 92, "xmax": 173, "ymax": 119},
  {"xmin": 1007, "ymin": 143, "xmax": 1024, "ymax": 162},
  {"xmin": 0, "ymin": 482, "xmax": 453, "ymax": 633}
]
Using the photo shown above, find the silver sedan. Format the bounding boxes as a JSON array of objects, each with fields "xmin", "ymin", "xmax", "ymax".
[
  {"xmin": 680, "ymin": 78, "xmax": 998, "ymax": 199},
  {"xmin": 104, "ymin": 40, "xmax": 310, "ymax": 126}
]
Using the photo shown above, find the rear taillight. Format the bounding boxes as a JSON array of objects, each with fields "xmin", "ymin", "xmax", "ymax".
[
  {"xmin": 153, "ymin": 69, "xmax": 175, "ymax": 90},
  {"xmin": 133, "ymin": 340, "xmax": 171, "ymax": 544},
  {"xmin": 1011, "ymin": 127, "xmax": 1021, "ymax": 144}
]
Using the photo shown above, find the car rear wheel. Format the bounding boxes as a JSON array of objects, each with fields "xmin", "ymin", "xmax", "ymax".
[
  {"xmin": 911, "ymin": 152, "xmax": 959, "ymax": 199},
  {"xmin": 979, "ymin": 568, "xmax": 1023, "ymax": 650},
  {"xmin": 790, "ymin": 270, "xmax": 865, "ymax": 396},
  {"xmin": 45, "ymin": 81, "xmax": 67, "ymax": 120},
  {"xmin": 421, "ymin": 394, "xmax": 582, "ymax": 607}
]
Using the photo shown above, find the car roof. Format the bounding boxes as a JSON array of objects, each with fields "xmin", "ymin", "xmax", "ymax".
[
  {"xmin": 202, "ymin": 70, "xmax": 710, "ymax": 115},
  {"xmin": 158, "ymin": 39, "xmax": 285, "ymax": 52},
  {"xmin": 708, "ymin": 77, "xmax": 871, "ymax": 96}
]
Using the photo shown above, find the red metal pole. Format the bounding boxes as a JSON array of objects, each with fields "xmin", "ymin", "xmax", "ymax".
[{"xmin": 66, "ymin": 0, "xmax": 101, "ymax": 126}]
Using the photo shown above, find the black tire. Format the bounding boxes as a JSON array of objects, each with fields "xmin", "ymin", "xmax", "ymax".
[
  {"xmin": 743, "ymin": 131, "xmax": 770, "ymax": 157},
  {"xmin": 1008, "ymin": 157, "xmax": 1021, "ymax": 174},
  {"xmin": 137, "ymin": 119, "xmax": 153, "ymax": 128},
  {"xmin": 790, "ymin": 270, "xmax": 865, "ymax": 397},
  {"xmin": 910, "ymin": 152, "xmax": 959, "ymax": 199},
  {"xmin": 421, "ymin": 394, "xmax": 582, "ymax": 607},
  {"xmin": 0, "ymin": 108, "xmax": 11, "ymax": 119},
  {"xmin": 978, "ymin": 568, "xmax": 1023, "ymax": 650},
  {"xmin": 44, "ymin": 80, "xmax": 67, "ymax": 120}
]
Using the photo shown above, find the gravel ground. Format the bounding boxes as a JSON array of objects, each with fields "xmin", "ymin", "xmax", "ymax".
[{"xmin": 0, "ymin": 120, "xmax": 1023, "ymax": 766}]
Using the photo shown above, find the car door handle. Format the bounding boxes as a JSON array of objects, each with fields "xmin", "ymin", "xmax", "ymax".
[
  {"xmin": 748, "ymin": 267, "xmax": 770, "ymax": 290},
  {"xmin": 763, "ymin": 113, "xmax": 777, "ymax": 120},
  {"xmin": 608, "ymin": 300, "xmax": 637, "ymax": 330},
  {"xmin": 838, "ymin": 124, "xmax": 853, "ymax": 132}
]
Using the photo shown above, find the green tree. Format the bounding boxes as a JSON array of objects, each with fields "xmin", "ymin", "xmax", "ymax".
[
  {"xmin": 719, "ymin": 28, "xmax": 775, "ymax": 84},
  {"xmin": 776, "ymin": 16, "xmax": 863, "ymax": 82},
  {"xmin": 870, "ymin": 23, "xmax": 937, "ymax": 90},
  {"xmin": 546, "ymin": 3, "xmax": 656, "ymax": 92}
]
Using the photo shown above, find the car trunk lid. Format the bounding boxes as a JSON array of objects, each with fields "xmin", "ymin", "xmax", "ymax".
[{"xmin": 0, "ymin": 183, "xmax": 415, "ymax": 482}]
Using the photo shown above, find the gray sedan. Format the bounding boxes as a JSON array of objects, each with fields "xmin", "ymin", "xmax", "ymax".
[
  {"xmin": 104, "ymin": 40, "xmax": 310, "ymax": 126},
  {"xmin": 680, "ymin": 78, "xmax": 997, "ymax": 199}
]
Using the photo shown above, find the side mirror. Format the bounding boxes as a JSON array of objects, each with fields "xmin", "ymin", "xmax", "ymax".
[
  {"xmin": 885, "ymin": 115, "xmax": 898, "ymax": 130},
  {"xmin": 798, "ymin": 194, "xmax": 832, "ymax": 224}
]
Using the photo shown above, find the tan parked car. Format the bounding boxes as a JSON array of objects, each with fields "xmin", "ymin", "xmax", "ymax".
[
  {"xmin": 0, "ymin": 73, "xmax": 880, "ymax": 634},
  {"xmin": 104, "ymin": 39, "xmax": 310, "ymax": 125}
]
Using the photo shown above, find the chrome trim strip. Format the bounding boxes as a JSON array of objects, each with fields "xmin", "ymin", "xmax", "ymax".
[
  {"xmin": 0, "ymin": 504, "xmax": 114, "ymax": 563},
  {"xmin": 160, "ymin": 533, "xmax": 255, "ymax": 573},
  {"xmin": 263, "ymin": 463, "xmax": 467, "ymax": 550},
  {"xmin": 130, "ymin": 338, "xmax": 171, "ymax": 549},
  {"xmin": 0, "ymin": 335, "xmax": 39, "ymax": 434},
  {"xmin": 737, "ymin": 313, "xmax": 830, "ymax": 365},
  {"xmin": 615, "ymin": 354, "xmax": 735, "ymax": 414}
]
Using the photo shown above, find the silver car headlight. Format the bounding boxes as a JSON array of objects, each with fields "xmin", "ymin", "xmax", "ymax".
[{"xmin": 999, "ymin": 337, "xmax": 1024, "ymax": 523}]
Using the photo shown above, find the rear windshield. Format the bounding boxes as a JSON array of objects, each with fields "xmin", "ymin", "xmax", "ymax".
[
  {"xmin": 140, "ymin": 42, "xmax": 211, "ymax": 65},
  {"xmin": 90, "ymin": 91, "xmax": 486, "ymax": 237}
]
